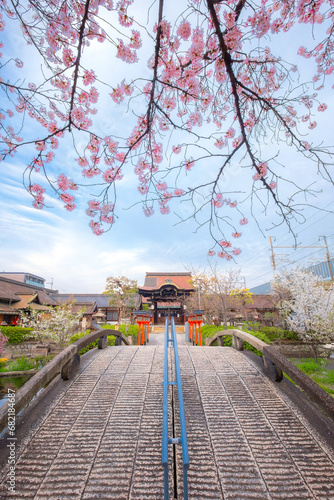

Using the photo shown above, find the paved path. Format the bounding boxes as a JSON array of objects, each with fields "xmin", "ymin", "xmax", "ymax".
[
  {"xmin": 0, "ymin": 335, "xmax": 333, "ymax": 499},
  {"xmin": 175, "ymin": 345, "xmax": 334, "ymax": 499}
]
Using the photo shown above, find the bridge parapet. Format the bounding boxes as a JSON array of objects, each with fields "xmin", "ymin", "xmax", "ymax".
[
  {"xmin": 207, "ymin": 328, "xmax": 334, "ymax": 420},
  {"xmin": 0, "ymin": 325, "xmax": 129, "ymax": 433}
]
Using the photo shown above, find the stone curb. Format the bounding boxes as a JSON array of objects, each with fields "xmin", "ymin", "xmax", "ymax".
[{"xmin": 0, "ymin": 370, "xmax": 38, "ymax": 377}]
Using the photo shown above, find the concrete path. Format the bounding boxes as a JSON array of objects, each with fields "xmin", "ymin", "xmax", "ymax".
[
  {"xmin": 175, "ymin": 345, "xmax": 334, "ymax": 499},
  {"xmin": 0, "ymin": 335, "xmax": 333, "ymax": 499}
]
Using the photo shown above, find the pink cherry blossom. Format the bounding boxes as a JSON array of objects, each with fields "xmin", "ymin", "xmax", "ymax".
[
  {"xmin": 177, "ymin": 20, "xmax": 191, "ymax": 41},
  {"xmin": 220, "ymin": 240, "xmax": 232, "ymax": 248},
  {"xmin": 83, "ymin": 70, "xmax": 96, "ymax": 86}
]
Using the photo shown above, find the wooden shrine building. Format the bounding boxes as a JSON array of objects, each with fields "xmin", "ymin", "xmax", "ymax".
[{"xmin": 138, "ymin": 272, "xmax": 194, "ymax": 324}]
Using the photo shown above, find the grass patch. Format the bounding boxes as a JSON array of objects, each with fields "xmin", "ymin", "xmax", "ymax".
[
  {"xmin": 290, "ymin": 358, "xmax": 334, "ymax": 397},
  {"xmin": 0, "ymin": 355, "xmax": 55, "ymax": 372}
]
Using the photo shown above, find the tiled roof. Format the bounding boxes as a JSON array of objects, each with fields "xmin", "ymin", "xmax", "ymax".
[
  {"xmin": 0, "ymin": 303, "xmax": 16, "ymax": 314},
  {"xmin": 0, "ymin": 277, "xmax": 58, "ymax": 306},
  {"xmin": 54, "ymin": 293, "xmax": 141, "ymax": 309},
  {"xmin": 54, "ymin": 294, "xmax": 111, "ymax": 308},
  {"xmin": 244, "ymin": 295, "xmax": 276, "ymax": 310},
  {"xmin": 140, "ymin": 272, "xmax": 194, "ymax": 291},
  {"xmin": 70, "ymin": 302, "xmax": 97, "ymax": 315}
]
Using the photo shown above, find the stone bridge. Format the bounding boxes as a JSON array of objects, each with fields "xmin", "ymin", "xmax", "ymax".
[{"xmin": 0, "ymin": 332, "xmax": 334, "ymax": 499}]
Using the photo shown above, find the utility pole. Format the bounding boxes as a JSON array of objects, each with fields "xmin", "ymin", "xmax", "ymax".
[
  {"xmin": 269, "ymin": 236, "xmax": 276, "ymax": 279},
  {"xmin": 319, "ymin": 235, "xmax": 333, "ymax": 281},
  {"xmin": 269, "ymin": 236, "xmax": 333, "ymax": 281},
  {"xmin": 46, "ymin": 277, "xmax": 54, "ymax": 289}
]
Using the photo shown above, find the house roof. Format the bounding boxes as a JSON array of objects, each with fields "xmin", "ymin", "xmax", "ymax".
[
  {"xmin": 0, "ymin": 303, "xmax": 17, "ymax": 314},
  {"xmin": 54, "ymin": 294, "xmax": 111, "ymax": 308},
  {"xmin": 53, "ymin": 293, "xmax": 141, "ymax": 310},
  {"xmin": 244, "ymin": 294, "xmax": 276, "ymax": 310},
  {"xmin": 72, "ymin": 302, "xmax": 97, "ymax": 315},
  {"xmin": 0, "ymin": 277, "xmax": 58, "ymax": 306},
  {"xmin": 139, "ymin": 272, "xmax": 194, "ymax": 292}
]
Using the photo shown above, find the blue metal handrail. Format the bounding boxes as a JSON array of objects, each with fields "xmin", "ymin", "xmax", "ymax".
[{"xmin": 162, "ymin": 317, "xmax": 189, "ymax": 500}]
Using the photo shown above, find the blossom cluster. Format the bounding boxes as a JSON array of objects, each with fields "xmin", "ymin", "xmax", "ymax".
[{"xmin": 0, "ymin": 0, "xmax": 332, "ymax": 256}]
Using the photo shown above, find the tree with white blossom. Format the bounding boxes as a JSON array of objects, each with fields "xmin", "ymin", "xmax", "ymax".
[
  {"xmin": 20, "ymin": 302, "xmax": 86, "ymax": 348},
  {"xmin": 0, "ymin": 0, "xmax": 333, "ymax": 255},
  {"xmin": 272, "ymin": 267, "xmax": 334, "ymax": 362}
]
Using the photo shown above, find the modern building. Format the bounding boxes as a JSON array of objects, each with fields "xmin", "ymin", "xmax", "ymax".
[
  {"xmin": 0, "ymin": 272, "xmax": 46, "ymax": 288},
  {"xmin": 138, "ymin": 272, "xmax": 195, "ymax": 324},
  {"xmin": 249, "ymin": 257, "xmax": 334, "ymax": 295}
]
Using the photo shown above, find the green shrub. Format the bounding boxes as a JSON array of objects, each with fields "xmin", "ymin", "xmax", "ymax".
[
  {"xmin": 200, "ymin": 324, "xmax": 271, "ymax": 357},
  {"xmin": 0, "ymin": 326, "xmax": 33, "ymax": 344},
  {"xmin": 69, "ymin": 330, "xmax": 97, "ymax": 355},
  {"xmin": 239, "ymin": 329, "xmax": 271, "ymax": 357},
  {"xmin": 201, "ymin": 324, "xmax": 234, "ymax": 341},
  {"xmin": 103, "ymin": 324, "xmax": 138, "ymax": 336},
  {"xmin": 69, "ymin": 327, "xmax": 133, "ymax": 355},
  {"xmin": 243, "ymin": 323, "xmax": 298, "ymax": 342}
]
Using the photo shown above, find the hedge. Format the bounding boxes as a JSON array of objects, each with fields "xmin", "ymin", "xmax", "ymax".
[
  {"xmin": 69, "ymin": 324, "xmax": 137, "ymax": 355},
  {"xmin": 201, "ymin": 324, "xmax": 271, "ymax": 356},
  {"xmin": 0, "ymin": 326, "xmax": 33, "ymax": 344}
]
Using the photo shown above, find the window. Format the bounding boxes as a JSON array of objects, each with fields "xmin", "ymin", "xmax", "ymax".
[{"xmin": 106, "ymin": 310, "xmax": 118, "ymax": 321}]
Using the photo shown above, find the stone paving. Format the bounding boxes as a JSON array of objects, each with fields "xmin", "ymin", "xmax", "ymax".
[
  {"xmin": 0, "ymin": 333, "xmax": 333, "ymax": 499},
  {"xmin": 175, "ymin": 345, "xmax": 334, "ymax": 499}
]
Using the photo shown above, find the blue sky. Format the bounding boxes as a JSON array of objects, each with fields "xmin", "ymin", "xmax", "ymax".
[
  {"xmin": 1, "ymin": 3, "xmax": 333, "ymax": 293},
  {"xmin": 1, "ymin": 157, "xmax": 333, "ymax": 293}
]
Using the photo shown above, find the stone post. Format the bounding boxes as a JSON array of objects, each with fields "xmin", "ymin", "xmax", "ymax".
[
  {"xmin": 98, "ymin": 334, "xmax": 108, "ymax": 349},
  {"xmin": 232, "ymin": 335, "xmax": 244, "ymax": 351},
  {"xmin": 263, "ymin": 355, "xmax": 283, "ymax": 382}
]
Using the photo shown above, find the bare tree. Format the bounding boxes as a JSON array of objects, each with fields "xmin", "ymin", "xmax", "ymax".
[
  {"xmin": 189, "ymin": 266, "xmax": 246, "ymax": 327},
  {"xmin": 104, "ymin": 275, "xmax": 138, "ymax": 323}
]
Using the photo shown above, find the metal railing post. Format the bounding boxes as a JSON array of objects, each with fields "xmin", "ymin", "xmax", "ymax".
[
  {"xmin": 171, "ymin": 318, "xmax": 189, "ymax": 499},
  {"xmin": 162, "ymin": 318, "xmax": 169, "ymax": 499},
  {"xmin": 162, "ymin": 317, "xmax": 189, "ymax": 500}
]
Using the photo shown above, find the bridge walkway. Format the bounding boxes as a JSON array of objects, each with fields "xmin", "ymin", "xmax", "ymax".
[{"xmin": 0, "ymin": 333, "xmax": 333, "ymax": 499}]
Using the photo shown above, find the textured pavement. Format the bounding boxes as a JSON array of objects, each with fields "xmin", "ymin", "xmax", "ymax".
[
  {"xmin": 0, "ymin": 334, "xmax": 333, "ymax": 499},
  {"xmin": 175, "ymin": 345, "xmax": 334, "ymax": 499}
]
